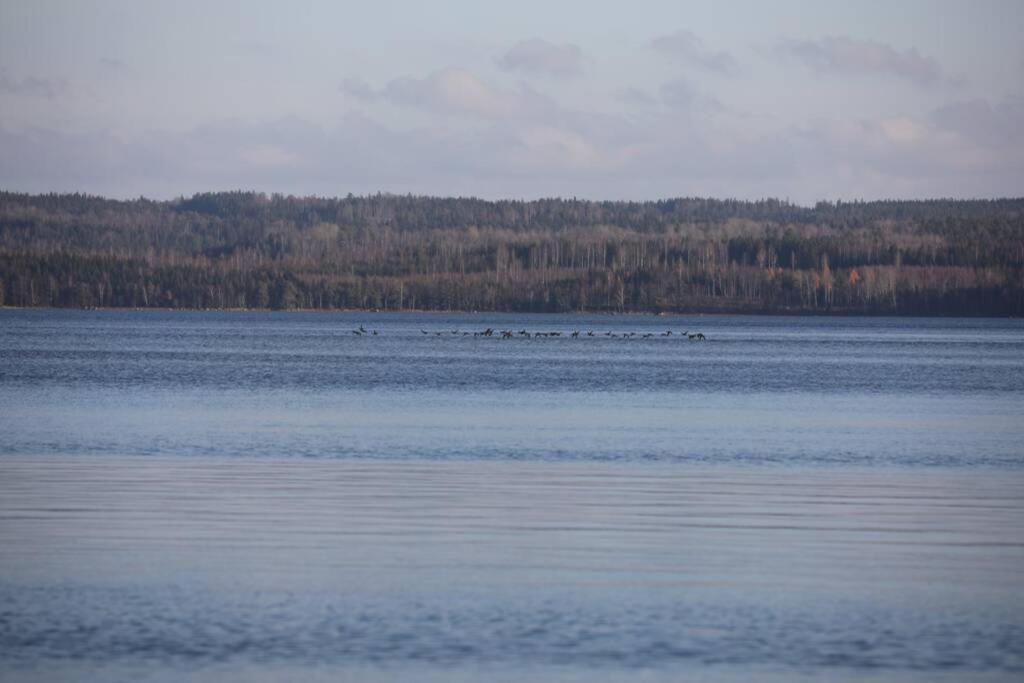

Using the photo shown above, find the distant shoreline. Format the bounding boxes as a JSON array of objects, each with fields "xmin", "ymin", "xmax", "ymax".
[
  {"xmin": 4, "ymin": 192, "xmax": 1021, "ymax": 317},
  {"xmin": 1, "ymin": 305, "xmax": 1015, "ymax": 318}
]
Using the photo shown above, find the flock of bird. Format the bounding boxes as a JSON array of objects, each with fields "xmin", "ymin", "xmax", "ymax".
[{"xmin": 351, "ymin": 325, "xmax": 707, "ymax": 340}]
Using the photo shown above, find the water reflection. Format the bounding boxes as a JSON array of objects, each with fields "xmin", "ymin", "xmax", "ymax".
[
  {"xmin": 1, "ymin": 457, "xmax": 1022, "ymax": 680},
  {"xmin": 1, "ymin": 311, "xmax": 1023, "ymax": 681}
]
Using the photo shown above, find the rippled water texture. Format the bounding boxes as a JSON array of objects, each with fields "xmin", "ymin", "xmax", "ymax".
[{"xmin": 1, "ymin": 311, "xmax": 1023, "ymax": 681}]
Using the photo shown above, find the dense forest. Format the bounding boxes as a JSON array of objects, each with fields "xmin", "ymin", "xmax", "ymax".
[{"xmin": 1, "ymin": 190, "xmax": 1022, "ymax": 315}]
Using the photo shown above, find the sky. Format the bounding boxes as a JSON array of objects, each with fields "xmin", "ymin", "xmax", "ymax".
[{"xmin": 0, "ymin": 0, "xmax": 1022, "ymax": 203}]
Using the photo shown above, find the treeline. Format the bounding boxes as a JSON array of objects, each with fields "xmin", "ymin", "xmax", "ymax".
[{"xmin": 1, "ymin": 190, "xmax": 1022, "ymax": 315}]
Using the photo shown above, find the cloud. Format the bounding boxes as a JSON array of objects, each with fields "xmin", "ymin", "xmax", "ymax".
[
  {"xmin": 340, "ymin": 77, "xmax": 377, "ymax": 101},
  {"xmin": 515, "ymin": 125, "xmax": 602, "ymax": 168},
  {"xmin": 0, "ymin": 126, "xmax": 130, "ymax": 191},
  {"xmin": 776, "ymin": 36, "xmax": 950, "ymax": 86},
  {"xmin": 878, "ymin": 117, "xmax": 927, "ymax": 145},
  {"xmin": 0, "ymin": 110, "xmax": 678, "ymax": 200},
  {"xmin": 99, "ymin": 57, "xmax": 128, "ymax": 71},
  {"xmin": 383, "ymin": 70, "xmax": 515, "ymax": 117},
  {"xmin": 659, "ymin": 78, "xmax": 696, "ymax": 107},
  {"xmin": 233, "ymin": 40, "xmax": 276, "ymax": 57},
  {"xmin": 790, "ymin": 105, "xmax": 1024, "ymax": 197},
  {"xmin": 496, "ymin": 39, "xmax": 584, "ymax": 78},
  {"xmin": 930, "ymin": 97, "xmax": 1024, "ymax": 147},
  {"xmin": 655, "ymin": 78, "xmax": 724, "ymax": 115},
  {"xmin": 0, "ymin": 69, "xmax": 69, "ymax": 99},
  {"xmin": 239, "ymin": 144, "xmax": 302, "ymax": 168},
  {"xmin": 342, "ymin": 69, "xmax": 555, "ymax": 120},
  {"xmin": 2, "ymin": 95, "xmax": 1021, "ymax": 203},
  {"xmin": 614, "ymin": 87, "xmax": 658, "ymax": 107},
  {"xmin": 650, "ymin": 30, "xmax": 737, "ymax": 75}
]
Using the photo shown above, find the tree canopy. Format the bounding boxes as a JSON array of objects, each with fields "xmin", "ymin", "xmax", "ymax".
[{"xmin": 1, "ymin": 191, "xmax": 1022, "ymax": 315}]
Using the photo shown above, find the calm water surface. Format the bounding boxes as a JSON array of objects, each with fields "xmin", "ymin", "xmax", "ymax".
[{"xmin": 1, "ymin": 311, "xmax": 1022, "ymax": 681}]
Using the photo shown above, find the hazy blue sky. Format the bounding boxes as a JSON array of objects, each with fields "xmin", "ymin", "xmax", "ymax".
[{"xmin": 1, "ymin": 0, "xmax": 1021, "ymax": 202}]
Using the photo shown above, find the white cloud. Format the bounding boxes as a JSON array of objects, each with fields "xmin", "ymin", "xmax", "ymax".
[
  {"xmin": 656, "ymin": 78, "xmax": 725, "ymax": 115},
  {"xmin": 346, "ymin": 69, "xmax": 555, "ymax": 121},
  {"xmin": 496, "ymin": 39, "xmax": 584, "ymax": 78},
  {"xmin": 2, "ymin": 92, "xmax": 1021, "ymax": 203},
  {"xmin": 793, "ymin": 107, "xmax": 1023, "ymax": 190},
  {"xmin": 239, "ymin": 144, "xmax": 301, "ymax": 168},
  {"xmin": 515, "ymin": 125, "xmax": 603, "ymax": 168},
  {"xmin": 650, "ymin": 30, "xmax": 737, "ymax": 75},
  {"xmin": 339, "ymin": 77, "xmax": 376, "ymax": 101},
  {"xmin": 659, "ymin": 78, "xmax": 696, "ymax": 107},
  {"xmin": 776, "ymin": 36, "xmax": 951, "ymax": 86},
  {"xmin": 0, "ymin": 69, "xmax": 69, "ymax": 99},
  {"xmin": 99, "ymin": 57, "xmax": 128, "ymax": 72},
  {"xmin": 613, "ymin": 87, "xmax": 658, "ymax": 107},
  {"xmin": 879, "ymin": 117, "xmax": 927, "ymax": 145},
  {"xmin": 384, "ymin": 69, "xmax": 511, "ymax": 118},
  {"xmin": 931, "ymin": 97, "xmax": 1024, "ymax": 147}
]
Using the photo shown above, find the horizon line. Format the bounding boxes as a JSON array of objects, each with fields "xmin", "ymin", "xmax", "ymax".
[{"xmin": 3, "ymin": 188, "xmax": 1023, "ymax": 208}]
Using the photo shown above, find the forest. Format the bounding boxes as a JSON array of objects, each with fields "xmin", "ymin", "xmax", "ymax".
[{"xmin": 1, "ymin": 190, "xmax": 1022, "ymax": 315}]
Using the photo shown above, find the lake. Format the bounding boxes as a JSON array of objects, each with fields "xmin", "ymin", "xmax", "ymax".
[{"xmin": 1, "ymin": 310, "xmax": 1022, "ymax": 682}]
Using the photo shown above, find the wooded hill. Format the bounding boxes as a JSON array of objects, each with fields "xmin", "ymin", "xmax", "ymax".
[{"xmin": 1, "ymin": 191, "xmax": 1022, "ymax": 315}]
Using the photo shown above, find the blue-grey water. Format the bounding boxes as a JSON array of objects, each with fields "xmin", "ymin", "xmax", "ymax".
[{"xmin": 1, "ymin": 310, "xmax": 1022, "ymax": 682}]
